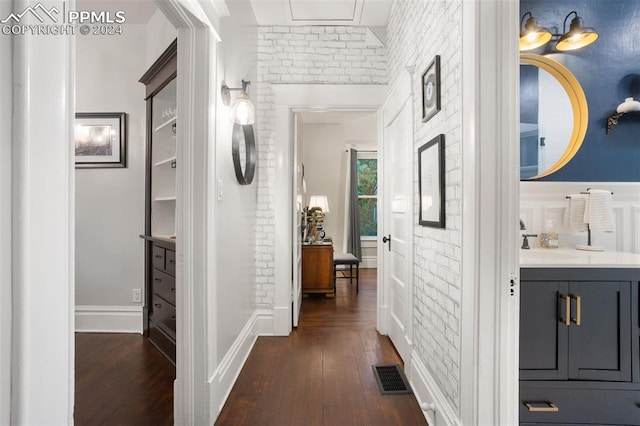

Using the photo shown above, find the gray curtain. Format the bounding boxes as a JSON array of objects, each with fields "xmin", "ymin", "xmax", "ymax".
[{"xmin": 346, "ymin": 149, "xmax": 362, "ymax": 259}]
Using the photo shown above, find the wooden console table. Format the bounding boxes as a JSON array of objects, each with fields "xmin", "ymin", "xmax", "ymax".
[{"xmin": 301, "ymin": 242, "xmax": 334, "ymax": 295}]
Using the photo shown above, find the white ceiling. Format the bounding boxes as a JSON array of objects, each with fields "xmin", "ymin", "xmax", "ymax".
[
  {"xmin": 297, "ymin": 111, "xmax": 376, "ymax": 125},
  {"xmin": 250, "ymin": 0, "xmax": 392, "ymax": 26}
]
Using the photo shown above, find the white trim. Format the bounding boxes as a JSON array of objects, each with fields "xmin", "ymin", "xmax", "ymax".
[
  {"xmin": 460, "ymin": 0, "xmax": 520, "ymax": 425},
  {"xmin": 272, "ymin": 84, "xmax": 388, "ymax": 336},
  {"xmin": 10, "ymin": 6, "xmax": 75, "ymax": 421},
  {"xmin": 255, "ymin": 309, "xmax": 276, "ymax": 335},
  {"xmin": 410, "ymin": 351, "xmax": 460, "ymax": 426},
  {"xmin": 75, "ymin": 306, "xmax": 143, "ymax": 333},
  {"xmin": 154, "ymin": 1, "xmax": 223, "ymax": 424},
  {"xmin": 0, "ymin": 0, "xmax": 12, "ymax": 419},
  {"xmin": 210, "ymin": 311, "xmax": 259, "ymax": 417}
]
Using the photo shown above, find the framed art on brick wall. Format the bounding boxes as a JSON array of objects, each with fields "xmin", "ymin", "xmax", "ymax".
[
  {"xmin": 418, "ymin": 134, "xmax": 445, "ymax": 228},
  {"xmin": 421, "ymin": 55, "xmax": 441, "ymax": 123}
]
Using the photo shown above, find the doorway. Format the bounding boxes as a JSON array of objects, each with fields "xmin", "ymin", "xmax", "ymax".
[{"xmin": 293, "ymin": 110, "xmax": 379, "ymax": 328}]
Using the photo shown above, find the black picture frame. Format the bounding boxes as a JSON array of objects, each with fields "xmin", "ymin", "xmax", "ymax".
[
  {"xmin": 421, "ymin": 55, "xmax": 441, "ymax": 123},
  {"xmin": 418, "ymin": 134, "xmax": 445, "ymax": 228},
  {"xmin": 74, "ymin": 112, "xmax": 126, "ymax": 168}
]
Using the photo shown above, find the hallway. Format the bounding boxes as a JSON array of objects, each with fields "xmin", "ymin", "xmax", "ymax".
[{"xmin": 215, "ymin": 268, "xmax": 427, "ymax": 425}]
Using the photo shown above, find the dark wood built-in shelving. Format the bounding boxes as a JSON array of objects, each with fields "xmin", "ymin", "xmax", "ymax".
[{"xmin": 139, "ymin": 40, "xmax": 178, "ymax": 365}]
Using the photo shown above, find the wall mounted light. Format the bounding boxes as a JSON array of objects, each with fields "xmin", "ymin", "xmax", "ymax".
[
  {"xmin": 519, "ymin": 10, "xmax": 599, "ymax": 52},
  {"xmin": 221, "ymin": 80, "xmax": 255, "ymax": 125}
]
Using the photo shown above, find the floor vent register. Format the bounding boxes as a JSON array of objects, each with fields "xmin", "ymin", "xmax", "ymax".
[{"xmin": 372, "ymin": 365, "xmax": 412, "ymax": 395}]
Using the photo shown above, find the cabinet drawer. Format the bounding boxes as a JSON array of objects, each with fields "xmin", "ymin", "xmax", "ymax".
[
  {"xmin": 165, "ymin": 249, "xmax": 176, "ymax": 276},
  {"xmin": 150, "ymin": 294, "xmax": 176, "ymax": 335},
  {"xmin": 152, "ymin": 246, "xmax": 165, "ymax": 270},
  {"xmin": 520, "ymin": 387, "xmax": 640, "ymax": 425},
  {"xmin": 152, "ymin": 269, "xmax": 176, "ymax": 305}
]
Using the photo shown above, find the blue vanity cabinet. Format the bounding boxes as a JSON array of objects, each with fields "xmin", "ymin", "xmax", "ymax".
[
  {"xmin": 519, "ymin": 268, "xmax": 640, "ymax": 425},
  {"xmin": 520, "ymin": 281, "xmax": 569, "ymax": 380}
]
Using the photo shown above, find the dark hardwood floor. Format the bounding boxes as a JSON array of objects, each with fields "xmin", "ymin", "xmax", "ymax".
[
  {"xmin": 75, "ymin": 333, "xmax": 174, "ymax": 425},
  {"xmin": 75, "ymin": 269, "xmax": 426, "ymax": 426},
  {"xmin": 216, "ymin": 268, "xmax": 427, "ymax": 426}
]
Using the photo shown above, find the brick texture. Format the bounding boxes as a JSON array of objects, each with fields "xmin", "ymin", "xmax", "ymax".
[
  {"xmin": 388, "ymin": 0, "xmax": 463, "ymax": 412},
  {"xmin": 254, "ymin": 26, "xmax": 388, "ymax": 307}
]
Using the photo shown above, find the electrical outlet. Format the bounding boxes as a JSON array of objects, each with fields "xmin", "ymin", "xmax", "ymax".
[{"xmin": 132, "ymin": 288, "xmax": 142, "ymax": 303}]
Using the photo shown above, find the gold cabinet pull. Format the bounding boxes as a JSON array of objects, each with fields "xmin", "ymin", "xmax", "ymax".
[
  {"xmin": 560, "ymin": 295, "xmax": 570, "ymax": 326},
  {"xmin": 570, "ymin": 295, "xmax": 581, "ymax": 325},
  {"xmin": 525, "ymin": 402, "xmax": 559, "ymax": 412}
]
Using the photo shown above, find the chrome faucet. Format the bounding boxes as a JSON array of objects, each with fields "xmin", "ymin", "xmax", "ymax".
[{"xmin": 520, "ymin": 218, "xmax": 537, "ymax": 249}]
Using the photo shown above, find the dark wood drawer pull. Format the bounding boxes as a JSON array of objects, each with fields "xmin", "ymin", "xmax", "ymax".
[
  {"xmin": 154, "ymin": 278, "xmax": 161, "ymax": 282},
  {"xmin": 170, "ymin": 288, "xmax": 176, "ymax": 293},
  {"xmin": 524, "ymin": 402, "xmax": 559, "ymax": 412},
  {"xmin": 169, "ymin": 259, "xmax": 175, "ymax": 264},
  {"xmin": 154, "ymin": 255, "xmax": 162, "ymax": 259},
  {"xmin": 154, "ymin": 303, "xmax": 161, "ymax": 308},
  {"xmin": 170, "ymin": 315, "xmax": 176, "ymax": 320}
]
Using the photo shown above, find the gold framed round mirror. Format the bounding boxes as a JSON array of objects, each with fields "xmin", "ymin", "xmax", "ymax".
[{"xmin": 520, "ymin": 54, "xmax": 588, "ymax": 179}]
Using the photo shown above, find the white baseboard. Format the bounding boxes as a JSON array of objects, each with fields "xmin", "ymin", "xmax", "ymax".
[
  {"xmin": 360, "ymin": 256, "xmax": 377, "ymax": 269},
  {"xmin": 75, "ymin": 305, "xmax": 142, "ymax": 333},
  {"xmin": 210, "ymin": 311, "xmax": 259, "ymax": 416},
  {"xmin": 255, "ymin": 309, "xmax": 275, "ymax": 335},
  {"xmin": 410, "ymin": 351, "xmax": 460, "ymax": 426}
]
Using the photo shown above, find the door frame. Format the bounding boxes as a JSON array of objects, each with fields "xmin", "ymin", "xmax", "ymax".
[{"xmin": 272, "ymin": 84, "xmax": 389, "ymax": 336}]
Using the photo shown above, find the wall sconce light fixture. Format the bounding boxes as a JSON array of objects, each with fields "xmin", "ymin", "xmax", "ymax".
[
  {"xmin": 519, "ymin": 10, "xmax": 599, "ymax": 52},
  {"xmin": 221, "ymin": 79, "xmax": 255, "ymax": 125}
]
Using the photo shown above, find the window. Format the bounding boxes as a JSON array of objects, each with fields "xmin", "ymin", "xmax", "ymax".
[{"xmin": 357, "ymin": 154, "xmax": 377, "ymax": 237}]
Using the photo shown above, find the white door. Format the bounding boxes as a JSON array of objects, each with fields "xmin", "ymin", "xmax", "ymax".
[
  {"xmin": 381, "ymin": 83, "xmax": 413, "ymax": 364},
  {"xmin": 292, "ymin": 113, "xmax": 303, "ymax": 327}
]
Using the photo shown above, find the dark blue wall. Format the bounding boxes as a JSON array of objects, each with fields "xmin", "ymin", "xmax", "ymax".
[{"xmin": 521, "ymin": 0, "xmax": 640, "ymax": 182}]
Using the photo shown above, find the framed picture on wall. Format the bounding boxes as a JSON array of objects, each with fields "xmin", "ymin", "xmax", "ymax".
[
  {"xmin": 421, "ymin": 55, "xmax": 441, "ymax": 123},
  {"xmin": 418, "ymin": 134, "xmax": 445, "ymax": 228},
  {"xmin": 74, "ymin": 112, "xmax": 126, "ymax": 168}
]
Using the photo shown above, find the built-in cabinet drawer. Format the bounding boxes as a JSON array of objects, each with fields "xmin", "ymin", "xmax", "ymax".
[
  {"xmin": 520, "ymin": 387, "xmax": 640, "ymax": 425},
  {"xmin": 147, "ymin": 241, "xmax": 176, "ymax": 365},
  {"xmin": 152, "ymin": 269, "xmax": 176, "ymax": 305},
  {"xmin": 152, "ymin": 245, "xmax": 166, "ymax": 271},
  {"xmin": 165, "ymin": 249, "xmax": 176, "ymax": 276},
  {"xmin": 150, "ymin": 294, "xmax": 176, "ymax": 335}
]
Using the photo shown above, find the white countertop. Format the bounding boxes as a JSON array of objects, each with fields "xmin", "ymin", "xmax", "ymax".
[{"xmin": 520, "ymin": 248, "xmax": 640, "ymax": 268}]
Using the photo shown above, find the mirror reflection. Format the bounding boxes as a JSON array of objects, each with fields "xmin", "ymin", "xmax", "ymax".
[
  {"xmin": 519, "ymin": 54, "xmax": 588, "ymax": 180},
  {"xmin": 520, "ymin": 64, "xmax": 573, "ymax": 179}
]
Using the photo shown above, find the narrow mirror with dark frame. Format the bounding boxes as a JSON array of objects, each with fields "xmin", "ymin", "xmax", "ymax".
[{"xmin": 232, "ymin": 123, "xmax": 256, "ymax": 185}]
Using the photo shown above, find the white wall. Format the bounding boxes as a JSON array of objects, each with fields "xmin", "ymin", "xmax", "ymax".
[
  {"xmin": 209, "ymin": 0, "xmax": 259, "ymax": 416},
  {"xmin": 75, "ymin": 25, "xmax": 149, "ymax": 332},
  {"xmin": 299, "ymin": 116, "xmax": 377, "ymax": 253},
  {"xmin": 387, "ymin": 0, "xmax": 464, "ymax": 417},
  {"xmin": 146, "ymin": 9, "xmax": 177, "ymax": 69},
  {"xmin": 520, "ymin": 182, "xmax": 640, "ymax": 253}
]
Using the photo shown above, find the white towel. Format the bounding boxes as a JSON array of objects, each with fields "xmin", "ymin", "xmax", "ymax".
[
  {"xmin": 564, "ymin": 194, "xmax": 588, "ymax": 232},
  {"xmin": 584, "ymin": 189, "xmax": 614, "ymax": 232}
]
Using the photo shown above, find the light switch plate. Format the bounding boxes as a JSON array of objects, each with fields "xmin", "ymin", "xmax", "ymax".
[
  {"xmin": 132, "ymin": 288, "xmax": 142, "ymax": 303},
  {"xmin": 217, "ymin": 179, "xmax": 224, "ymax": 201}
]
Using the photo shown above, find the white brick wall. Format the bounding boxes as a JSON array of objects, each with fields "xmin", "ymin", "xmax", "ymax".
[
  {"xmin": 388, "ymin": 0, "xmax": 463, "ymax": 412},
  {"xmin": 254, "ymin": 26, "xmax": 388, "ymax": 307}
]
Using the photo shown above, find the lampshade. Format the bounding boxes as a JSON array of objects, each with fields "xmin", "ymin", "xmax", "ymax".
[
  {"xmin": 309, "ymin": 195, "xmax": 330, "ymax": 213},
  {"xmin": 519, "ymin": 12, "xmax": 552, "ymax": 51},
  {"xmin": 555, "ymin": 13, "xmax": 599, "ymax": 51},
  {"xmin": 230, "ymin": 91, "xmax": 255, "ymax": 125}
]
